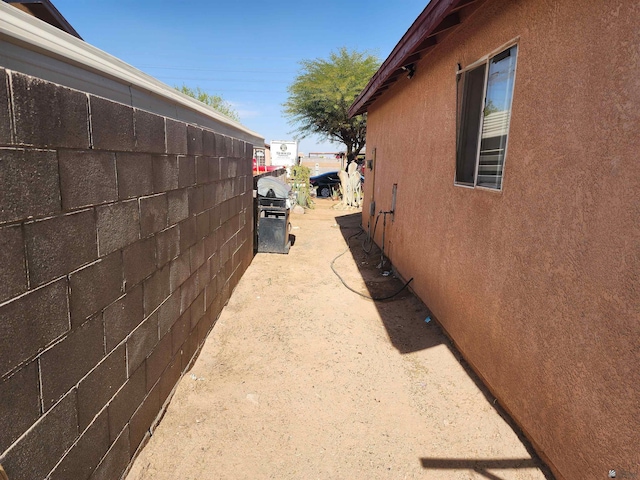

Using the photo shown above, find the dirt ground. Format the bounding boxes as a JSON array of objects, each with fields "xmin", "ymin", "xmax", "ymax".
[{"xmin": 126, "ymin": 199, "xmax": 551, "ymax": 480}]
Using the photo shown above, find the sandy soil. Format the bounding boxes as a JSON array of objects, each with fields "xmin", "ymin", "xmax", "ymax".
[{"xmin": 126, "ymin": 199, "xmax": 551, "ymax": 480}]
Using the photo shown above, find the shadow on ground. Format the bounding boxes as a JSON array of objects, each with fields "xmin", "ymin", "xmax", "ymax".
[
  {"xmin": 333, "ymin": 212, "xmax": 441, "ymax": 354},
  {"xmin": 420, "ymin": 458, "xmax": 541, "ymax": 480},
  {"xmin": 333, "ymin": 211, "xmax": 555, "ymax": 480}
]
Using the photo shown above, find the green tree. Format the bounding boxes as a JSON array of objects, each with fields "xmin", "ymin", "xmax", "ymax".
[
  {"xmin": 284, "ymin": 47, "xmax": 380, "ymax": 166},
  {"xmin": 483, "ymin": 99, "xmax": 499, "ymax": 117},
  {"xmin": 175, "ymin": 84, "xmax": 240, "ymax": 122}
]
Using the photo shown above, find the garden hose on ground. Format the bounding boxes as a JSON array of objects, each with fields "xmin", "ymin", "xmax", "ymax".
[
  {"xmin": 363, "ymin": 212, "xmax": 381, "ymax": 254},
  {"xmin": 331, "ymin": 228, "xmax": 414, "ymax": 301}
]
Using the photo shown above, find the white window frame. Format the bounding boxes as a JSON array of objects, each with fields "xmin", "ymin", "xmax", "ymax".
[{"xmin": 454, "ymin": 39, "xmax": 519, "ymax": 192}]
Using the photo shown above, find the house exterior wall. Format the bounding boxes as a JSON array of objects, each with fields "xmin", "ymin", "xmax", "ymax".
[
  {"xmin": 363, "ymin": 0, "xmax": 639, "ymax": 478},
  {"xmin": 0, "ymin": 68, "xmax": 255, "ymax": 480}
]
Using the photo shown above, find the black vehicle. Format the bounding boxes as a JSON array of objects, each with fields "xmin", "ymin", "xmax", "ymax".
[{"xmin": 309, "ymin": 171, "xmax": 341, "ymax": 198}]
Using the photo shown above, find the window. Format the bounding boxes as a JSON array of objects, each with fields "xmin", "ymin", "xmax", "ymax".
[{"xmin": 455, "ymin": 44, "xmax": 518, "ymax": 190}]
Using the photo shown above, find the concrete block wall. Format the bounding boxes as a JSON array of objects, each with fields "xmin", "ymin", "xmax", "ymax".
[{"xmin": 0, "ymin": 67, "xmax": 254, "ymax": 480}]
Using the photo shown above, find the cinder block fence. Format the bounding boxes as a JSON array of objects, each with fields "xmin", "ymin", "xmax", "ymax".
[{"xmin": 0, "ymin": 66, "xmax": 255, "ymax": 479}]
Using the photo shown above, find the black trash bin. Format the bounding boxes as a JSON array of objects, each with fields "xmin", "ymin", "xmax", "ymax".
[{"xmin": 256, "ymin": 177, "xmax": 291, "ymax": 254}]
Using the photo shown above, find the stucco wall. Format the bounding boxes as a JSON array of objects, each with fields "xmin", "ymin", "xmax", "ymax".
[
  {"xmin": 0, "ymin": 68, "xmax": 254, "ymax": 480},
  {"xmin": 363, "ymin": 0, "xmax": 639, "ymax": 478}
]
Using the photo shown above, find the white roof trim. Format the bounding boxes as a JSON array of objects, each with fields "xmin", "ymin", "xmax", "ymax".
[{"xmin": 0, "ymin": 3, "xmax": 264, "ymax": 146}]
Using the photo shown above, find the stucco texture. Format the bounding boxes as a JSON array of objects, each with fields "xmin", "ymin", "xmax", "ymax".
[{"xmin": 362, "ymin": 0, "xmax": 640, "ymax": 478}]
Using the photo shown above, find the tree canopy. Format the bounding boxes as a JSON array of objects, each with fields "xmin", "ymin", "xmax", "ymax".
[
  {"xmin": 283, "ymin": 48, "xmax": 380, "ymax": 165},
  {"xmin": 175, "ymin": 84, "xmax": 240, "ymax": 122}
]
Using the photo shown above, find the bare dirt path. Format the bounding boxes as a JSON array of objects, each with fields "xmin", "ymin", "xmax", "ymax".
[{"xmin": 126, "ymin": 200, "xmax": 550, "ymax": 480}]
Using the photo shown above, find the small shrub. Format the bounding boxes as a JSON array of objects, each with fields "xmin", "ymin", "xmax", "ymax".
[{"xmin": 290, "ymin": 165, "xmax": 314, "ymax": 208}]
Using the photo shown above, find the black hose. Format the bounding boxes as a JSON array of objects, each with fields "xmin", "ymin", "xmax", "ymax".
[
  {"xmin": 331, "ymin": 229, "xmax": 414, "ymax": 302},
  {"xmin": 363, "ymin": 211, "xmax": 381, "ymax": 254}
]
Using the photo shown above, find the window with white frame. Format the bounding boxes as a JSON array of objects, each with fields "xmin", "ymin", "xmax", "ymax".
[{"xmin": 455, "ymin": 44, "xmax": 518, "ymax": 190}]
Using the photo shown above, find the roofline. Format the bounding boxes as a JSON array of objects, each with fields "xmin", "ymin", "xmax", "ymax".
[
  {"xmin": 0, "ymin": 3, "xmax": 264, "ymax": 146},
  {"xmin": 348, "ymin": 0, "xmax": 473, "ymax": 117}
]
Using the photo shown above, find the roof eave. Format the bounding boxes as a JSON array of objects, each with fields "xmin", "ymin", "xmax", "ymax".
[
  {"xmin": 6, "ymin": 0, "xmax": 83, "ymax": 39},
  {"xmin": 348, "ymin": 0, "xmax": 472, "ymax": 118}
]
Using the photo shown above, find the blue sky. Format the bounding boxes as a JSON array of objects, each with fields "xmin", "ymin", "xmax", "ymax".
[{"xmin": 54, "ymin": 0, "xmax": 429, "ymax": 155}]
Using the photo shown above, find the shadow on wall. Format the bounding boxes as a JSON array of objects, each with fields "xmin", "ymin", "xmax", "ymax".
[{"xmin": 333, "ymin": 212, "xmax": 555, "ymax": 480}]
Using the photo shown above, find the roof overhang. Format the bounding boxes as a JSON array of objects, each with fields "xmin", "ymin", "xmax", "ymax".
[
  {"xmin": 5, "ymin": 0, "xmax": 82, "ymax": 39},
  {"xmin": 348, "ymin": 0, "xmax": 483, "ymax": 117}
]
